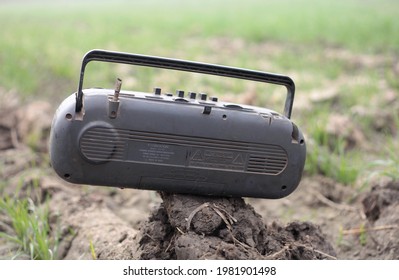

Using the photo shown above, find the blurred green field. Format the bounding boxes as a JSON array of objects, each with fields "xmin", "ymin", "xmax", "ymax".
[
  {"xmin": 1, "ymin": 0, "xmax": 399, "ymax": 260},
  {"xmin": 1, "ymin": 0, "xmax": 398, "ymax": 98}
]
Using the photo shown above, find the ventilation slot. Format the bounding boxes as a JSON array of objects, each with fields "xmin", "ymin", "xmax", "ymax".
[{"xmin": 247, "ymin": 153, "xmax": 287, "ymax": 175}]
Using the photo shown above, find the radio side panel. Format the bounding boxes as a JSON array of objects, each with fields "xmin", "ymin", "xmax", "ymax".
[{"xmin": 50, "ymin": 91, "xmax": 306, "ymax": 199}]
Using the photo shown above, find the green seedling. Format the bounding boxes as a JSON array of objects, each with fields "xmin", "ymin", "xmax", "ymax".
[{"xmin": 0, "ymin": 192, "xmax": 59, "ymax": 260}]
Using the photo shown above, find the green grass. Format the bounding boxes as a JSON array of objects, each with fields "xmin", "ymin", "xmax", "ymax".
[
  {"xmin": 367, "ymin": 140, "xmax": 399, "ymax": 181},
  {"xmin": 1, "ymin": 0, "xmax": 398, "ymax": 99},
  {"xmin": 0, "ymin": 0, "xmax": 398, "ymax": 259},
  {"xmin": 0, "ymin": 189, "xmax": 59, "ymax": 260},
  {"xmin": 310, "ymin": 147, "xmax": 362, "ymax": 185},
  {"xmin": 89, "ymin": 238, "xmax": 97, "ymax": 260}
]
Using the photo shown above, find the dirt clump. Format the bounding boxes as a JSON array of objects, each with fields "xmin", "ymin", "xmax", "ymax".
[
  {"xmin": 0, "ymin": 89, "xmax": 19, "ymax": 150},
  {"xmin": 134, "ymin": 193, "xmax": 336, "ymax": 260},
  {"xmin": 361, "ymin": 180, "xmax": 399, "ymax": 259},
  {"xmin": 362, "ymin": 180, "xmax": 399, "ymax": 222},
  {"xmin": 0, "ymin": 89, "xmax": 52, "ymax": 152},
  {"xmin": 47, "ymin": 181, "xmax": 139, "ymax": 260},
  {"xmin": 325, "ymin": 114, "xmax": 366, "ymax": 151}
]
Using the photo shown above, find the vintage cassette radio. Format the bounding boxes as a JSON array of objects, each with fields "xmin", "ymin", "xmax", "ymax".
[{"xmin": 50, "ymin": 49, "xmax": 306, "ymax": 199}]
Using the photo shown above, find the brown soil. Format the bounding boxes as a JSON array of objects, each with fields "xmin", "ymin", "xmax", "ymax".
[
  {"xmin": 1, "ymin": 51, "xmax": 398, "ymax": 260},
  {"xmin": 135, "ymin": 193, "xmax": 336, "ymax": 259}
]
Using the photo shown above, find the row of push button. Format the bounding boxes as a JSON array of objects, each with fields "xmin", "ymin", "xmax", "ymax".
[
  {"xmin": 153, "ymin": 87, "xmax": 218, "ymax": 102},
  {"xmin": 151, "ymin": 87, "xmax": 252, "ymax": 112}
]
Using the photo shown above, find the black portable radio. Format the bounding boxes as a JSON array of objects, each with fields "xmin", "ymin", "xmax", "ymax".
[{"xmin": 49, "ymin": 49, "xmax": 306, "ymax": 199}]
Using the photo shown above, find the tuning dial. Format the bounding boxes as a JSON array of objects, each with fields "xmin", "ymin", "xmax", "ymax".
[
  {"xmin": 200, "ymin": 93, "xmax": 207, "ymax": 101},
  {"xmin": 189, "ymin": 92, "xmax": 197, "ymax": 99}
]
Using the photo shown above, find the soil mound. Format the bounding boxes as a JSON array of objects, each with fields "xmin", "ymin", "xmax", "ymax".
[{"xmin": 135, "ymin": 193, "xmax": 336, "ymax": 260}]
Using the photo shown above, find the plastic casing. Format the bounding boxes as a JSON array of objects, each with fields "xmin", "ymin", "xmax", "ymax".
[{"xmin": 50, "ymin": 88, "xmax": 306, "ymax": 199}]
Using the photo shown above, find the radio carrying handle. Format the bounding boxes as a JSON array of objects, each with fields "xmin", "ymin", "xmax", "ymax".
[{"xmin": 76, "ymin": 49, "xmax": 295, "ymax": 119}]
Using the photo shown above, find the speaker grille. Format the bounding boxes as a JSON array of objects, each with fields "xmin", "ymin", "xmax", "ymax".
[
  {"xmin": 247, "ymin": 154, "xmax": 288, "ymax": 174},
  {"xmin": 80, "ymin": 128, "xmax": 125, "ymax": 162}
]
